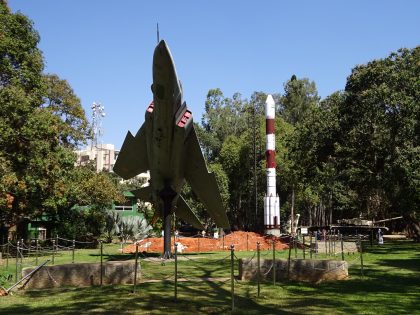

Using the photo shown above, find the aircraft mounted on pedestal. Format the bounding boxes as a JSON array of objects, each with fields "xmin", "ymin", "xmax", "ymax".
[{"xmin": 113, "ymin": 40, "xmax": 230, "ymax": 256}]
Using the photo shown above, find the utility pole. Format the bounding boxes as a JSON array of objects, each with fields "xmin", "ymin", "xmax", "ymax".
[
  {"xmin": 253, "ymin": 104, "xmax": 258, "ymax": 230},
  {"xmin": 91, "ymin": 102, "xmax": 106, "ymax": 172}
]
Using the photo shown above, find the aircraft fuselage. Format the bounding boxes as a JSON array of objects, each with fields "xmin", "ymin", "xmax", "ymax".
[
  {"xmin": 146, "ymin": 40, "xmax": 193, "ymax": 212},
  {"xmin": 113, "ymin": 40, "xmax": 229, "ymax": 257}
]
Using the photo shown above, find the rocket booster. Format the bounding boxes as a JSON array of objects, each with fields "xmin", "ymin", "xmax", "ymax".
[{"xmin": 264, "ymin": 95, "xmax": 280, "ymax": 230}]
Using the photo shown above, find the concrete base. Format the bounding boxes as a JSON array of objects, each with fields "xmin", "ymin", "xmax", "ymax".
[{"xmin": 265, "ymin": 228, "xmax": 281, "ymax": 237}]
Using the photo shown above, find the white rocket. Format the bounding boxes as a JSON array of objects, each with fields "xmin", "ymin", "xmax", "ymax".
[{"xmin": 264, "ymin": 95, "xmax": 280, "ymax": 234}]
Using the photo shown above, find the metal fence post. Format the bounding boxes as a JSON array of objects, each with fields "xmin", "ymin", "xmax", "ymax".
[
  {"xmin": 35, "ymin": 239, "xmax": 39, "ymax": 265},
  {"xmin": 230, "ymin": 244, "xmax": 235, "ymax": 311},
  {"xmin": 325, "ymin": 232, "xmax": 328, "ymax": 256},
  {"xmin": 294, "ymin": 236, "xmax": 297, "ymax": 258},
  {"xmin": 257, "ymin": 242, "xmax": 261, "ymax": 297},
  {"xmin": 335, "ymin": 230, "xmax": 338, "ymax": 255},
  {"xmin": 310, "ymin": 233, "xmax": 313, "ymax": 259},
  {"xmin": 341, "ymin": 234, "xmax": 345, "ymax": 261},
  {"xmin": 328, "ymin": 232, "xmax": 331, "ymax": 256},
  {"xmin": 272, "ymin": 240, "xmax": 276, "ymax": 286},
  {"xmin": 287, "ymin": 237, "xmax": 292, "ymax": 280},
  {"xmin": 20, "ymin": 239, "xmax": 23, "ymax": 267},
  {"xmin": 28, "ymin": 239, "xmax": 31, "ymax": 259},
  {"xmin": 100, "ymin": 240, "xmax": 103, "ymax": 286},
  {"xmin": 303, "ymin": 235, "xmax": 306, "ymax": 260},
  {"xmin": 174, "ymin": 242, "xmax": 178, "ymax": 301},
  {"xmin": 72, "ymin": 240, "xmax": 75, "ymax": 263},
  {"xmin": 6, "ymin": 241, "xmax": 9, "ymax": 269},
  {"xmin": 315, "ymin": 233, "xmax": 318, "ymax": 258},
  {"xmin": 133, "ymin": 242, "xmax": 139, "ymax": 294},
  {"xmin": 16, "ymin": 241, "xmax": 20, "ymax": 281},
  {"xmin": 52, "ymin": 239, "xmax": 55, "ymax": 265},
  {"xmin": 359, "ymin": 235, "xmax": 364, "ymax": 279}
]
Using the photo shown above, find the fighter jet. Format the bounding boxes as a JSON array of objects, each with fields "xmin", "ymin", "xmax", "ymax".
[{"xmin": 113, "ymin": 40, "xmax": 230, "ymax": 256}]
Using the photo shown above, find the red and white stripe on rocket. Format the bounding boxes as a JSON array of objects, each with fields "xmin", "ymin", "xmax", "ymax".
[{"xmin": 264, "ymin": 95, "xmax": 280, "ymax": 229}]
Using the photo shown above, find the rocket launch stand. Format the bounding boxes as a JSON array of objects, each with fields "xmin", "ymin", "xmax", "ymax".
[{"xmin": 264, "ymin": 194, "xmax": 281, "ymax": 236}]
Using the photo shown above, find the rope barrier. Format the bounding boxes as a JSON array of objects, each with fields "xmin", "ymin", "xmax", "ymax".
[
  {"xmin": 262, "ymin": 262, "xmax": 275, "ymax": 276},
  {"xmin": 237, "ymin": 251, "xmax": 257, "ymax": 263},
  {"xmin": 259, "ymin": 250, "xmax": 271, "ymax": 257},
  {"xmin": 137, "ymin": 251, "xmax": 172, "ymax": 263},
  {"xmin": 178, "ymin": 253, "xmax": 230, "ymax": 265},
  {"xmin": 1, "ymin": 236, "xmax": 370, "ymax": 295},
  {"xmin": 57, "ymin": 237, "xmax": 95, "ymax": 244}
]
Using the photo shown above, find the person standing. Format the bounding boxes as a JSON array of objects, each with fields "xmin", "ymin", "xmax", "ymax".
[{"xmin": 377, "ymin": 229, "xmax": 384, "ymax": 245}]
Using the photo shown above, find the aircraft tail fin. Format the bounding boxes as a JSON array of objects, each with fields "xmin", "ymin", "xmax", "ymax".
[
  {"xmin": 184, "ymin": 127, "xmax": 230, "ymax": 229},
  {"xmin": 175, "ymin": 196, "xmax": 204, "ymax": 230},
  {"xmin": 131, "ymin": 185, "xmax": 153, "ymax": 203},
  {"xmin": 113, "ymin": 124, "xmax": 149, "ymax": 179}
]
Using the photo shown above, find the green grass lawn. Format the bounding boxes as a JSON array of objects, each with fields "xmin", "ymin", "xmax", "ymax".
[{"xmin": 0, "ymin": 240, "xmax": 419, "ymax": 314}]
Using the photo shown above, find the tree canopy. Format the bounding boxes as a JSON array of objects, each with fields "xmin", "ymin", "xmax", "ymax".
[
  {"xmin": 196, "ymin": 48, "xmax": 419, "ymax": 236},
  {"xmin": 0, "ymin": 2, "xmax": 122, "ymax": 240}
]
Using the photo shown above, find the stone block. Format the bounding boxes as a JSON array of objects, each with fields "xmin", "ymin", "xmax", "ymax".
[
  {"xmin": 21, "ymin": 261, "xmax": 140, "ymax": 289},
  {"xmin": 239, "ymin": 258, "xmax": 348, "ymax": 283}
]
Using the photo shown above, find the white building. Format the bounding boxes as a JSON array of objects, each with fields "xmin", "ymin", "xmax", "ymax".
[
  {"xmin": 74, "ymin": 145, "xmax": 151, "ymax": 184},
  {"xmin": 75, "ymin": 144, "xmax": 118, "ymax": 172}
]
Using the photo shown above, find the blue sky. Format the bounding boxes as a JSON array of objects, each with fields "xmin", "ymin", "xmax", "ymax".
[{"xmin": 8, "ymin": 1, "xmax": 420, "ymax": 149}]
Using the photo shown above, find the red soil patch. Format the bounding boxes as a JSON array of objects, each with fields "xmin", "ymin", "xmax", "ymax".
[{"xmin": 123, "ymin": 231, "xmax": 288, "ymax": 254}]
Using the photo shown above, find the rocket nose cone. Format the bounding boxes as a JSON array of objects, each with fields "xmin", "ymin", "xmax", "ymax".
[
  {"xmin": 266, "ymin": 95, "xmax": 275, "ymax": 106},
  {"xmin": 265, "ymin": 94, "xmax": 276, "ymax": 118}
]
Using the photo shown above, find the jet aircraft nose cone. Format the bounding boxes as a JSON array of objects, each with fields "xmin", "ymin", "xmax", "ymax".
[
  {"xmin": 158, "ymin": 39, "xmax": 167, "ymax": 47},
  {"xmin": 157, "ymin": 40, "xmax": 169, "ymax": 54}
]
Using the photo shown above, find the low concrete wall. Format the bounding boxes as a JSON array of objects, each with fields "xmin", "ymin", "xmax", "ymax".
[
  {"xmin": 21, "ymin": 261, "xmax": 139, "ymax": 289},
  {"xmin": 239, "ymin": 258, "xmax": 348, "ymax": 283}
]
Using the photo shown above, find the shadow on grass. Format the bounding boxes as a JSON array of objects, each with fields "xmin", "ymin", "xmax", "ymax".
[
  {"xmin": 1, "ymin": 240, "xmax": 418, "ymax": 314},
  {"xmin": 88, "ymin": 252, "xmax": 137, "ymax": 261},
  {"xmin": 380, "ymin": 256, "xmax": 420, "ymax": 272},
  {"xmin": 1, "ymin": 282, "xmax": 296, "ymax": 315}
]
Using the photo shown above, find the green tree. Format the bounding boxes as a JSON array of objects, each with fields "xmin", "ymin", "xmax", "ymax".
[
  {"xmin": 42, "ymin": 74, "xmax": 90, "ymax": 148},
  {"xmin": 276, "ymin": 76, "xmax": 322, "ymax": 227},
  {"xmin": 1, "ymin": 1, "xmax": 44, "ymax": 217},
  {"xmin": 0, "ymin": 3, "xmax": 123, "ymax": 240},
  {"xmin": 199, "ymin": 89, "xmax": 248, "ymax": 161},
  {"xmin": 287, "ymin": 92, "xmax": 356, "ymax": 226},
  {"xmin": 339, "ymin": 47, "xmax": 420, "ymax": 223},
  {"xmin": 280, "ymin": 75, "xmax": 320, "ymax": 125}
]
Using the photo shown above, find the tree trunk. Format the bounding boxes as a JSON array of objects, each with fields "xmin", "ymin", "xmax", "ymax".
[
  {"xmin": 309, "ymin": 206, "xmax": 313, "ymax": 226},
  {"xmin": 329, "ymin": 191, "xmax": 333, "ymax": 225},
  {"xmin": 404, "ymin": 212, "xmax": 420, "ymax": 242},
  {"xmin": 291, "ymin": 189, "xmax": 295, "ymax": 235}
]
